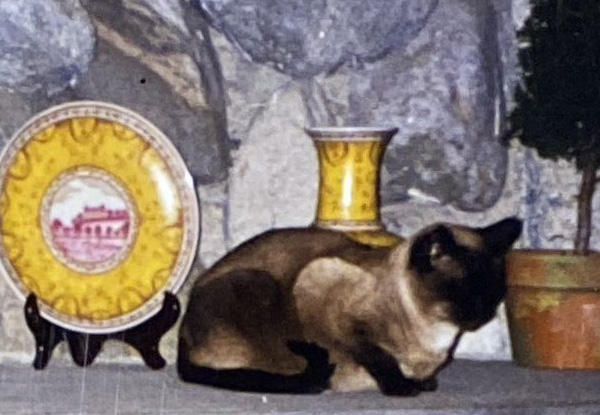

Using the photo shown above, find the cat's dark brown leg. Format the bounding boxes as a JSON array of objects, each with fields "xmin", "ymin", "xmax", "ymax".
[
  {"xmin": 287, "ymin": 340, "xmax": 335, "ymax": 391},
  {"xmin": 416, "ymin": 377, "xmax": 438, "ymax": 392},
  {"xmin": 350, "ymin": 342, "xmax": 421, "ymax": 397},
  {"xmin": 178, "ymin": 269, "xmax": 334, "ymax": 394},
  {"xmin": 177, "ymin": 340, "xmax": 334, "ymax": 394}
]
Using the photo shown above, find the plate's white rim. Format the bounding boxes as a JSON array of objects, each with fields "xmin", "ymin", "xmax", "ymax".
[{"xmin": 0, "ymin": 100, "xmax": 200, "ymax": 334}]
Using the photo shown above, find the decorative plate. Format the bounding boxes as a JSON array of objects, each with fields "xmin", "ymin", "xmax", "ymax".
[{"xmin": 0, "ymin": 101, "xmax": 200, "ymax": 334}]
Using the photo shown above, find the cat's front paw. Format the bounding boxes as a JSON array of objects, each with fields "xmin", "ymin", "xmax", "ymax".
[
  {"xmin": 416, "ymin": 377, "xmax": 438, "ymax": 392},
  {"xmin": 304, "ymin": 363, "xmax": 335, "ymax": 393},
  {"xmin": 379, "ymin": 378, "xmax": 421, "ymax": 397},
  {"xmin": 287, "ymin": 341, "xmax": 335, "ymax": 392},
  {"xmin": 304, "ymin": 354, "xmax": 335, "ymax": 391}
]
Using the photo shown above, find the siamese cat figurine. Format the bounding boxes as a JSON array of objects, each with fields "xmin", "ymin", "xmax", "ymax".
[{"xmin": 178, "ymin": 217, "xmax": 522, "ymax": 396}]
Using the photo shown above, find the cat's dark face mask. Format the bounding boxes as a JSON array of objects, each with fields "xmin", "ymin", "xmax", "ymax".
[{"xmin": 408, "ymin": 217, "xmax": 523, "ymax": 331}]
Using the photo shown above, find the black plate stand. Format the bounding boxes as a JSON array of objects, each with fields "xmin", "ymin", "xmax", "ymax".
[{"xmin": 24, "ymin": 292, "xmax": 180, "ymax": 370}]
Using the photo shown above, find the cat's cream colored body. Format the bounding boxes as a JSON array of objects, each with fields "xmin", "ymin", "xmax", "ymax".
[
  {"xmin": 179, "ymin": 219, "xmax": 521, "ymax": 394},
  {"xmin": 294, "ymin": 252, "xmax": 460, "ymax": 390},
  {"xmin": 182, "ymin": 230, "xmax": 461, "ymax": 390}
]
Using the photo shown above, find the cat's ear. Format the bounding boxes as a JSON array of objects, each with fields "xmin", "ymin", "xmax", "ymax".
[
  {"xmin": 409, "ymin": 225, "xmax": 457, "ymax": 273},
  {"xmin": 479, "ymin": 217, "xmax": 522, "ymax": 255}
]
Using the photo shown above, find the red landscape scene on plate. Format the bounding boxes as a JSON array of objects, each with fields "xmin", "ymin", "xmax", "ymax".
[{"xmin": 50, "ymin": 205, "xmax": 130, "ymax": 263}]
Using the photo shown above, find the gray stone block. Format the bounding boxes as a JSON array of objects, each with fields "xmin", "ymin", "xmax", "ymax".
[
  {"xmin": 37, "ymin": 0, "xmax": 231, "ymax": 183},
  {"xmin": 0, "ymin": 0, "xmax": 94, "ymax": 95},
  {"xmin": 305, "ymin": 0, "xmax": 520, "ymax": 211},
  {"xmin": 210, "ymin": 28, "xmax": 290, "ymax": 146},
  {"xmin": 197, "ymin": 0, "xmax": 438, "ymax": 78},
  {"xmin": 0, "ymin": 89, "xmax": 34, "ymax": 148},
  {"xmin": 226, "ymin": 85, "xmax": 318, "ymax": 247}
]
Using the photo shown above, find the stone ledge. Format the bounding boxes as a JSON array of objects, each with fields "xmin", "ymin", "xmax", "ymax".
[{"xmin": 0, "ymin": 360, "xmax": 598, "ymax": 415}]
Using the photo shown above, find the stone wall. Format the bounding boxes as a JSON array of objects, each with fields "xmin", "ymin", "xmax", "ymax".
[{"xmin": 0, "ymin": 0, "xmax": 595, "ymax": 365}]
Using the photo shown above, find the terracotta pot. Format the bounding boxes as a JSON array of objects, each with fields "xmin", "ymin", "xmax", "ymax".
[
  {"xmin": 305, "ymin": 127, "xmax": 402, "ymax": 247},
  {"xmin": 506, "ymin": 250, "xmax": 600, "ymax": 370}
]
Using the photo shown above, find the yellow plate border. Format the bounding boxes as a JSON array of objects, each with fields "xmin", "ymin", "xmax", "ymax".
[{"xmin": 0, "ymin": 101, "xmax": 200, "ymax": 334}]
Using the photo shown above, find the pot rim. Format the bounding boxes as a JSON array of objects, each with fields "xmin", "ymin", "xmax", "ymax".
[
  {"xmin": 509, "ymin": 248, "xmax": 600, "ymax": 256},
  {"xmin": 507, "ymin": 249, "xmax": 600, "ymax": 289}
]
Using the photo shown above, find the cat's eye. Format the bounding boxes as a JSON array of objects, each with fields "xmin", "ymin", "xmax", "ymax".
[{"xmin": 430, "ymin": 242, "xmax": 443, "ymax": 259}]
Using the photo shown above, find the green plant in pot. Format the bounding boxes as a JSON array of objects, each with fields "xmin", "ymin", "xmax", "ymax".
[{"xmin": 504, "ymin": 0, "xmax": 600, "ymax": 369}]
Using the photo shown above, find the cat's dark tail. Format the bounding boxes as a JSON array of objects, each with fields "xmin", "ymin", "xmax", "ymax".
[{"xmin": 177, "ymin": 340, "xmax": 335, "ymax": 394}]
